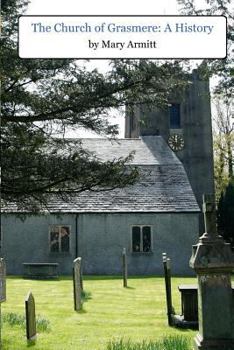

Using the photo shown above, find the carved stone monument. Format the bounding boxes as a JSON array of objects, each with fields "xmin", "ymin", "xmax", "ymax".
[
  {"xmin": 73, "ymin": 257, "xmax": 82, "ymax": 311},
  {"xmin": 25, "ymin": 292, "xmax": 37, "ymax": 341},
  {"xmin": 190, "ymin": 194, "xmax": 234, "ymax": 350},
  {"xmin": 122, "ymin": 248, "xmax": 128, "ymax": 288}
]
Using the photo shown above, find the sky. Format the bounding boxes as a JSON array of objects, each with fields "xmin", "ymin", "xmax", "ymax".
[
  {"xmin": 26, "ymin": 0, "xmax": 180, "ymax": 15},
  {"xmin": 25, "ymin": 0, "xmax": 211, "ymax": 15},
  {"xmin": 24, "ymin": 0, "xmax": 215, "ymax": 138}
]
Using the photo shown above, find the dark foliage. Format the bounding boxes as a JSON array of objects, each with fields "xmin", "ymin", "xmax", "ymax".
[
  {"xmin": 178, "ymin": 0, "xmax": 233, "ymax": 97},
  {"xmin": 217, "ymin": 178, "xmax": 234, "ymax": 248},
  {"xmin": 1, "ymin": 0, "xmax": 189, "ymax": 210}
]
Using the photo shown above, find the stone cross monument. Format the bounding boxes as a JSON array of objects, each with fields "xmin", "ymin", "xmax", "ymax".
[{"xmin": 190, "ymin": 194, "xmax": 234, "ymax": 350}]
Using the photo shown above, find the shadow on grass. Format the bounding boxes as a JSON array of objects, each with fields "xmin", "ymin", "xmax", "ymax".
[
  {"xmin": 8, "ymin": 275, "xmax": 163, "ymax": 281},
  {"xmin": 7, "ymin": 275, "xmax": 198, "ymax": 282},
  {"xmin": 83, "ymin": 275, "xmax": 163, "ymax": 281},
  {"xmin": 169, "ymin": 326, "xmax": 192, "ymax": 333},
  {"xmin": 75, "ymin": 307, "xmax": 87, "ymax": 314},
  {"xmin": 27, "ymin": 339, "xmax": 36, "ymax": 347}
]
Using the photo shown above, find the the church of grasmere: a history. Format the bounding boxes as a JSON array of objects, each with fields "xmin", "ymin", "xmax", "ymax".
[{"xmin": 1, "ymin": 70, "xmax": 214, "ymax": 275}]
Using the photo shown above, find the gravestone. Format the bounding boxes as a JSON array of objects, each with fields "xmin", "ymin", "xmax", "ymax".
[
  {"xmin": 73, "ymin": 257, "xmax": 82, "ymax": 311},
  {"xmin": 122, "ymin": 248, "xmax": 127, "ymax": 288},
  {"xmin": 190, "ymin": 194, "xmax": 234, "ymax": 350},
  {"xmin": 25, "ymin": 292, "xmax": 37, "ymax": 341},
  {"xmin": 162, "ymin": 253, "xmax": 173, "ymax": 326},
  {"xmin": 162, "ymin": 253, "xmax": 198, "ymax": 329}
]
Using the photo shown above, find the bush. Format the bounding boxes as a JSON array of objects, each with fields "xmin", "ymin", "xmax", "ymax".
[{"xmin": 217, "ymin": 178, "xmax": 234, "ymax": 249}]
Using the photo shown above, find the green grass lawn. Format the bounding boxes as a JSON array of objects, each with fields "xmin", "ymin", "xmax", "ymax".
[{"xmin": 1, "ymin": 276, "xmax": 197, "ymax": 350}]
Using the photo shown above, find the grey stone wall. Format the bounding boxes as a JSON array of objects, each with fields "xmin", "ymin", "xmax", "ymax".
[
  {"xmin": 78, "ymin": 213, "xmax": 199, "ymax": 275},
  {"xmin": 179, "ymin": 71, "xmax": 215, "ymax": 210},
  {"xmin": 1, "ymin": 214, "xmax": 77, "ymax": 275},
  {"xmin": 2, "ymin": 212, "xmax": 199, "ymax": 276},
  {"xmin": 125, "ymin": 70, "xmax": 215, "ymax": 224}
]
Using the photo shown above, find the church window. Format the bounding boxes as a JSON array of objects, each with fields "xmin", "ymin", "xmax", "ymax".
[
  {"xmin": 49, "ymin": 225, "xmax": 70, "ymax": 253},
  {"xmin": 169, "ymin": 103, "xmax": 181, "ymax": 128},
  {"xmin": 132, "ymin": 226, "xmax": 152, "ymax": 253}
]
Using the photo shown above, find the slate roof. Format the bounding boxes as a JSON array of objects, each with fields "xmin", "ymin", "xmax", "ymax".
[
  {"xmin": 76, "ymin": 136, "xmax": 182, "ymax": 165},
  {"xmin": 2, "ymin": 136, "xmax": 200, "ymax": 213}
]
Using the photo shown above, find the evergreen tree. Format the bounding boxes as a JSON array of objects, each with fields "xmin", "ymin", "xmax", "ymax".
[
  {"xmin": 217, "ymin": 178, "xmax": 234, "ymax": 248},
  {"xmin": 1, "ymin": 0, "xmax": 189, "ymax": 210}
]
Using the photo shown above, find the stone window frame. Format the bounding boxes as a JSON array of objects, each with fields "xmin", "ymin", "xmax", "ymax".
[
  {"xmin": 49, "ymin": 225, "xmax": 71, "ymax": 254},
  {"xmin": 130, "ymin": 225, "xmax": 153, "ymax": 253}
]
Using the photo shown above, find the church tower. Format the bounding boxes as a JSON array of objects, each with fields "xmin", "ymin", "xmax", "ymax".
[{"xmin": 125, "ymin": 69, "xmax": 215, "ymax": 214}]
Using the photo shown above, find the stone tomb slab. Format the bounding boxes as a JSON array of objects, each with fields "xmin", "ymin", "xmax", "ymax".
[
  {"xmin": 25, "ymin": 292, "xmax": 37, "ymax": 341},
  {"xmin": 23, "ymin": 263, "xmax": 59, "ymax": 279}
]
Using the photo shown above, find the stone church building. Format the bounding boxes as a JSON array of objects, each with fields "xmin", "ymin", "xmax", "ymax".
[{"xmin": 1, "ymin": 70, "xmax": 214, "ymax": 276}]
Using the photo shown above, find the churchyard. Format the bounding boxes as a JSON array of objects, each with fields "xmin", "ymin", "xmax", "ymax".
[
  {"xmin": 1, "ymin": 198, "xmax": 234, "ymax": 350},
  {"xmin": 1, "ymin": 275, "xmax": 197, "ymax": 350}
]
